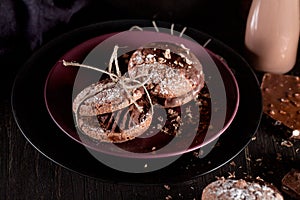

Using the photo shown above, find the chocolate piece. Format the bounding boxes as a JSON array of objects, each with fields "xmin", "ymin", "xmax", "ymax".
[
  {"xmin": 281, "ymin": 168, "xmax": 300, "ymax": 199},
  {"xmin": 261, "ymin": 73, "xmax": 300, "ymax": 139}
]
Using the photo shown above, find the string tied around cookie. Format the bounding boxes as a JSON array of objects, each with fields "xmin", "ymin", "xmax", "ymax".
[{"xmin": 62, "ymin": 45, "xmax": 154, "ymax": 115}]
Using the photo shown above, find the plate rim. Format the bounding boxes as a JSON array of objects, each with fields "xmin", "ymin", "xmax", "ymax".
[{"xmin": 43, "ymin": 31, "xmax": 241, "ymax": 158}]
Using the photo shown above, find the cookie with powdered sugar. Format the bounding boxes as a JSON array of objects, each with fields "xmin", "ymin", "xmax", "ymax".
[
  {"xmin": 128, "ymin": 42, "xmax": 205, "ymax": 108},
  {"xmin": 73, "ymin": 78, "xmax": 153, "ymax": 143},
  {"xmin": 201, "ymin": 177, "xmax": 283, "ymax": 200}
]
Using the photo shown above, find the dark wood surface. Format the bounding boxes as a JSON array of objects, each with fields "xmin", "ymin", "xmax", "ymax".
[{"xmin": 2, "ymin": 1, "xmax": 300, "ymax": 199}]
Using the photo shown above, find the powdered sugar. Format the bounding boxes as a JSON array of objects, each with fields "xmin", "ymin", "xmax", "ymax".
[
  {"xmin": 202, "ymin": 178, "xmax": 283, "ymax": 200},
  {"xmin": 129, "ymin": 62, "xmax": 191, "ymax": 97},
  {"xmin": 128, "ymin": 42, "xmax": 205, "ymax": 100}
]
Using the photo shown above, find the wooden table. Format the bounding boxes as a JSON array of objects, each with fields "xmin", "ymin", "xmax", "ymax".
[{"xmin": 2, "ymin": 1, "xmax": 300, "ymax": 199}]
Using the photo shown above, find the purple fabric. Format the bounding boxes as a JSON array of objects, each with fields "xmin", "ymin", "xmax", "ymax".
[{"xmin": 0, "ymin": 0, "xmax": 90, "ymax": 57}]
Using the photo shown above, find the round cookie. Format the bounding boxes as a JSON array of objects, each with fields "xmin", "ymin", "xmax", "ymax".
[
  {"xmin": 73, "ymin": 78, "xmax": 153, "ymax": 143},
  {"xmin": 128, "ymin": 42, "xmax": 205, "ymax": 108},
  {"xmin": 76, "ymin": 96, "xmax": 152, "ymax": 143},
  {"xmin": 201, "ymin": 177, "xmax": 284, "ymax": 200},
  {"xmin": 73, "ymin": 79, "xmax": 144, "ymax": 116}
]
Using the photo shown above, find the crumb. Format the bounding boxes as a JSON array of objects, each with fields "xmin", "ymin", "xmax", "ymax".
[
  {"xmin": 274, "ymin": 120, "xmax": 282, "ymax": 126},
  {"xmin": 157, "ymin": 123, "xmax": 163, "ymax": 130},
  {"xmin": 164, "ymin": 185, "xmax": 171, "ymax": 190},
  {"xmin": 228, "ymin": 171, "xmax": 236, "ymax": 179},
  {"xmin": 230, "ymin": 161, "xmax": 236, "ymax": 167},
  {"xmin": 255, "ymin": 176, "xmax": 265, "ymax": 182},
  {"xmin": 276, "ymin": 153, "xmax": 282, "ymax": 161},
  {"xmin": 193, "ymin": 150, "xmax": 204, "ymax": 158},
  {"xmin": 157, "ymin": 116, "xmax": 164, "ymax": 122},
  {"xmin": 281, "ymin": 140, "xmax": 294, "ymax": 147},
  {"xmin": 215, "ymin": 176, "xmax": 223, "ymax": 180},
  {"xmin": 267, "ymin": 171, "xmax": 274, "ymax": 175},
  {"xmin": 192, "ymin": 151, "xmax": 199, "ymax": 158}
]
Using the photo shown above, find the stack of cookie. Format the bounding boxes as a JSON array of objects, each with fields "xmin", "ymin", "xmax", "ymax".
[{"xmin": 71, "ymin": 42, "xmax": 205, "ymax": 143}]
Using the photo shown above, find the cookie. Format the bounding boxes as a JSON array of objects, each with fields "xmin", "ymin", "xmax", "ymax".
[
  {"xmin": 73, "ymin": 78, "xmax": 152, "ymax": 143},
  {"xmin": 77, "ymin": 96, "xmax": 152, "ymax": 143},
  {"xmin": 73, "ymin": 79, "xmax": 144, "ymax": 116},
  {"xmin": 128, "ymin": 42, "xmax": 205, "ymax": 108},
  {"xmin": 201, "ymin": 177, "xmax": 283, "ymax": 200}
]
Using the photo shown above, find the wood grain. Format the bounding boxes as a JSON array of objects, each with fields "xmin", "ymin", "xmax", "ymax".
[{"xmin": 3, "ymin": 96, "xmax": 299, "ymax": 199}]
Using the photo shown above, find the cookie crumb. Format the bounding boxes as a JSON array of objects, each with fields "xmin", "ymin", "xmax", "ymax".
[
  {"xmin": 230, "ymin": 161, "xmax": 236, "ymax": 167},
  {"xmin": 275, "ymin": 153, "xmax": 282, "ymax": 161},
  {"xmin": 281, "ymin": 140, "xmax": 294, "ymax": 147},
  {"xmin": 228, "ymin": 171, "xmax": 236, "ymax": 179},
  {"xmin": 164, "ymin": 185, "xmax": 171, "ymax": 190}
]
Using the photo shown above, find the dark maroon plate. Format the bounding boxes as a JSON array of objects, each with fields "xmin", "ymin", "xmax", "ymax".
[
  {"xmin": 12, "ymin": 20, "xmax": 261, "ymax": 182},
  {"xmin": 44, "ymin": 30, "xmax": 239, "ymax": 159}
]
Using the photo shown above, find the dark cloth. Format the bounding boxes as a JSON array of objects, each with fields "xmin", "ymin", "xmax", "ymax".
[
  {"xmin": 0, "ymin": 0, "xmax": 90, "ymax": 57},
  {"xmin": 0, "ymin": 0, "xmax": 92, "ymax": 97}
]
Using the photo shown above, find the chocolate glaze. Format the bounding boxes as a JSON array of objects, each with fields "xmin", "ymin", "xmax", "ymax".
[{"xmin": 261, "ymin": 73, "xmax": 300, "ymax": 139}]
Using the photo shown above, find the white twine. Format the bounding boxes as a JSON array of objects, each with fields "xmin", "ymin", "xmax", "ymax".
[
  {"xmin": 62, "ymin": 45, "xmax": 154, "ymax": 114},
  {"xmin": 128, "ymin": 21, "xmax": 187, "ymax": 38},
  {"xmin": 203, "ymin": 38, "xmax": 212, "ymax": 47}
]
